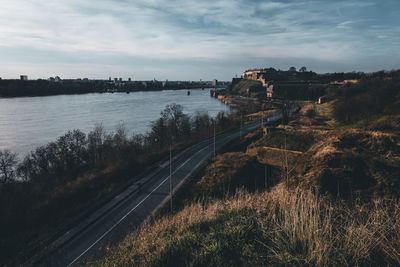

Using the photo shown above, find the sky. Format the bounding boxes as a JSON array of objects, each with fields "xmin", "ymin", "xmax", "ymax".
[{"xmin": 0, "ymin": 0, "xmax": 399, "ymax": 81}]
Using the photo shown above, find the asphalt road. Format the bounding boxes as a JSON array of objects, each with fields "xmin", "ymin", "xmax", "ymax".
[{"xmin": 33, "ymin": 112, "xmax": 283, "ymax": 266}]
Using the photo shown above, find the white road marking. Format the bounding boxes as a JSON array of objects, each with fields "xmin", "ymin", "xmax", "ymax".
[
  {"xmin": 66, "ymin": 146, "xmax": 209, "ymax": 266},
  {"xmin": 66, "ymin": 114, "xmax": 281, "ymax": 266}
]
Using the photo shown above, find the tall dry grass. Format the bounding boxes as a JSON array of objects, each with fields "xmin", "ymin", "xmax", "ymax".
[{"xmin": 95, "ymin": 183, "xmax": 400, "ymax": 266}]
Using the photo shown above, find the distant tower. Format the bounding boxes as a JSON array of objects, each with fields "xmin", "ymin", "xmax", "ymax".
[
  {"xmin": 20, "ymin": 75, "xmax": 28, "ymax": 80},
  {"xmin": 162, "ymin": 80, "xmax": 168, "ymax": 87}
]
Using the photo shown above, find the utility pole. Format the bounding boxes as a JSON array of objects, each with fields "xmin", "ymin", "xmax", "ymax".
[
  {"xmin": 285, "ymin": 129, "xmax": 289, "ymax": 190},
  {"xmin": 240, "ymin": 114, "xmax": 242, "ymax": 139},
  {"xmin": 265, "ymin": 165, "xmax": 268, "ymax": 189},
  {"xmin": 213, "ymin": 120, "xmax": 216, "ymax": 157},
  {"xmin": 169, "ymin": 143, "xmax": 172, "ymax": 211},
  {"xmin": 261, "ymin": 99, "xmax": 264, "ymax": 126}
]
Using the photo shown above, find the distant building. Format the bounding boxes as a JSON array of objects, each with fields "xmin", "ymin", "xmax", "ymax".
[
  {"xmin": 20, "ymin": 75, "xmax": 28, "ymax": 81},
  {"xmin": 243, "ymin": 69, "xmax": 269, "ymax": 80},
  {"xmin": 266, "ymin": 83, "xmax": 274, "ymax": 98},
  {"xmin": 330, "ymin": 79, "xmax": 359, "ymax": 85},
  {"xmin": 212, "ymin": 79, "xmax": 218, "ymax": 87},
  {"xmin": 119, "ymin": 77, "xmax": 122, "ymax": 82},
  {"xmin": 48, "ymin": 77, "xmax": 55, "ymax": 82},
  {"xmin": 114, "ymin": 78, "xmax": 118, "ymax": 83},
  {"xmin": 128, "ymin": 77, "xmax": 131, "ymax": 82},
  {"xmin": 242, "ymin": 69, "xmax": 277, "ymax": 98},
  {"xmin": 318, "ymin": 96, "xmax": 331, "ymax": 104},
  {"xmin": 54, "ymin": 76, "xmax": 61, "ymax": 82}
]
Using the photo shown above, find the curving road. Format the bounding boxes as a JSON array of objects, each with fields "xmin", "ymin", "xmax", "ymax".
[{"xmin": 30, "ymin": 112, "xmax": 283, "ymax": 266}]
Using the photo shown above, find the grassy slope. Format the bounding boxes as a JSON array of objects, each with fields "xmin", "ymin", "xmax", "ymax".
[
  {"xmin": 94, "ymin": 184, "xmax": 400, "ymax": 266},
  {"xmin": 228, "ymin": 79, "xmax": 264, "ymax": 98}
]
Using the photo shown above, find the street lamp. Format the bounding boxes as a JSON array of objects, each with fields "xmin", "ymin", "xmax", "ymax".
[
  {"xmin": 169, "ymin": 143, "xmax": 172, "ymax": 211},
  {"xmin": 213, "ymin": 120, "xmax": 216, "ymax": 157},
  {"xmin": 240, "ymin": 114, "xmax": 242, "ymax": 139}
]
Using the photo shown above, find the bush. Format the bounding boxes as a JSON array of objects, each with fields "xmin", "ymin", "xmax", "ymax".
[{"xmin": 330, "ymin": 70, "xmax": 400, "ymax": 125}]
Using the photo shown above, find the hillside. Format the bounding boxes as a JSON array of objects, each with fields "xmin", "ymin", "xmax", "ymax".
[
  {"xmin": 95, "ymin": 184, "xmax": 400, "ymax": 266},
  {"xmin": 226, "ymin": 79, "xmax": 265, "ymax": 98},
  {"xmin": 96, "ymin": 72, "xmax": 400, "ymax": 266}
]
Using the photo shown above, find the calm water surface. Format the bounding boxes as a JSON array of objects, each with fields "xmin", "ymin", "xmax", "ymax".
[{"xmin": 0, "ymin": 89, "xmax": 229, "ymax": 157}]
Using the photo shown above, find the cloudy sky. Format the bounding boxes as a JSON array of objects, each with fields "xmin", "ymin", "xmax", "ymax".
[{"xmin": 0, "ymin": 0, "xmax": 399, "ymax": 80}]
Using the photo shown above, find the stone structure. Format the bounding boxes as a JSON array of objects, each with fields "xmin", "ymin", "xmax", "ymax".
[
  {"xmin": 330, "ymin": 79, "xmax": 359, "ymax": 85},
  {"xmin": 243, "ymin": 69, "xmax": 275, "ymax": 98},
  {"xmin": 243, "ymin": 69, "xmax": 268, "ymax": 80}
]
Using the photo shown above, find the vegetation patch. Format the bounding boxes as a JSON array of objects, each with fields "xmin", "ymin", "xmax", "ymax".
[
  {"xmin": 249, "ymin": 129, "xmax": 314, "ymax": 152},
  {"xmin": 95, "ymin": 184, "xmax": 400, "ymax": 267},
  {"xmin": 328, "ymin": 70, "xmax": 400, "ymax": 131},
  {"xmin": 300, "ymin": 130, "xmax": 400, "ymax": 198},
  {"xmin": 226, "ymin": 79, "xmax": 264, "ymax": 98},
  {"xmin": 193, "ymin": 152, "xmax": 264, "ymax": 198}
]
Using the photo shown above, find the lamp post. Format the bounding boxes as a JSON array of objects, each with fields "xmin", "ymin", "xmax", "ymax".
[
  {"xmin": 169, "ymin": 143, "xmax": 172, "ymax": 211},
  {"xmin": 213, "ymin": 120, "xmax": 216, "ymax": 157},
  {"xmin": 240, "ymin": 114, "xmax": 242, "ymax": 139}
]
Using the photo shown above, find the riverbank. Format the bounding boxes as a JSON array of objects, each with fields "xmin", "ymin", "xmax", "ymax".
[{"xmin": 0, "ymin": 79, "xmax": 226, "ymax": 98}]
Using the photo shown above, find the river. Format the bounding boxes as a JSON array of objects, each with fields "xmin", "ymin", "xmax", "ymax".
[{"xmin": 0, "ymin": 88, "xmax": 229, "ymax": 158}]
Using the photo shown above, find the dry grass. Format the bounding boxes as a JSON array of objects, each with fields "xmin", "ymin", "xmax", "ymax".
[
  {"xmin": 94, "ymin": 183, "xmax": 400, "ymax": 266},
  {"xmin": 193, "ymin": 152, "xmax": 264, "ymax": 198}
]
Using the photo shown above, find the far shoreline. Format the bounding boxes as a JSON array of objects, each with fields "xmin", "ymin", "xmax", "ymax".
[
  {"xmin": 0, "ymin": 78, "xmax": 226, "ymax": 98},
  {"xmin": 0, "ymin": 86, "xmax": 224, "ymax": 99}
]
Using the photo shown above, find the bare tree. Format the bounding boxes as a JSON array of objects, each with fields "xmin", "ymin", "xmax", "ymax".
[
  {"xmin": 88, "ymin": 124, "xmax": 106, "ymax": 164},
  {"xmin": 0, "ymin": 149, "xmax": 18, "ymax": 185},
  {"xmin": 161, "ymin": 103, "xmax": 186, "ymax": 139},
  {"xmin": 114, "ymin": 122, "xmax": 128, "ymax": 149}
]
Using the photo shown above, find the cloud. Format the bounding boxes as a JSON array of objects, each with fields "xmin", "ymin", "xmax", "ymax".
[{"xmin": 0, "ymin": 0, "xmax": 399, "ymax": 79}]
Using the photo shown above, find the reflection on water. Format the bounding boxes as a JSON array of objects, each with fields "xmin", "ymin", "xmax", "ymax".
[{"xmin": 0, "ymin": 89, "xmax": 229, "ymax": 157}]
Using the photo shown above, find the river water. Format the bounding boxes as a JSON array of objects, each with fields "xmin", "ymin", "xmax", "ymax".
[{"xmin": 0, "ymin": 88, "xmax": 229, "ymax": 158}]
